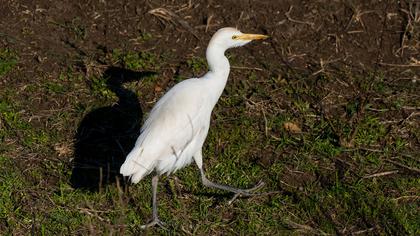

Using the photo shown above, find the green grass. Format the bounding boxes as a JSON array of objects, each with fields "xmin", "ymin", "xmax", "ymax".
[
  {"xmin": 111, "ymin": 49, "xmax": 160, "ymax": 71},
  {"xmin": 1, "ymin": 46, "xmax": 419, "ymax": 235},
  {"xmin": 0, "ymin": 49, "xmax": 17, "ymax": 77},
  {"xmin": 187, "ymin": 56, "xmax": 207, "ymax": 74}
]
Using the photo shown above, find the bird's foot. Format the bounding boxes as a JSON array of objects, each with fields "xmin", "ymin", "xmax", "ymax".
[
  {"xmin": 140, "ymin": 217, "xmax": 167, "ymax": 230},
  {"xmin": 228, "ymin": 180, "xmax": 265, "ymax": 205}
]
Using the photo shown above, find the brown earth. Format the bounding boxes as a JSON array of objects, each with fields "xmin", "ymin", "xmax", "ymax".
[{"xmin": 1, "ymin": 0, "xmax": 418, "ymax": 80}]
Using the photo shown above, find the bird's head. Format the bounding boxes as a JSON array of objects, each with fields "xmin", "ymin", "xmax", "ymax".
[{"xmin": 209, "ymin": 27, "xmax": 269, "ymax": 50}]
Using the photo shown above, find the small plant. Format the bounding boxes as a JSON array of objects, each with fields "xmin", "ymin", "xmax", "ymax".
[
  {"xmin": 138, "ymin": 32, "xmax": 153, "ymax": 41},
  {"xmin": 187, "ymin": 57, "xmax": 207, "ymax": 74},
  {"xmin": 48, "ymin": 18, "xmax": 86, "ymax": 40},
  {"xmin": 87, "ymin": 76, "xmax": 115, "ymax": 99},
  {"xmin": 112, "ymin": 49, "xmax": 159, "ymax": 70},
  {"xmin": 0, "ymin": 49, "xmax": 17, "ymax": 77},
  {"xmin": 355, "ymin": 116, "xmax": 387, "ymax": 146},
  {"xmin": 44, "ymin": 81, "xmax": 66, "ymax": 94}
]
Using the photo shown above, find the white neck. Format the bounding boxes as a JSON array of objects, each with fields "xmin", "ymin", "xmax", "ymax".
[
  {"xmin": 205, "ymin": 43, "xmax": 230, "ymax": 98},
  {"xmin": 206, "ymin": 46, "xmax": 230, "ymax": 74}
]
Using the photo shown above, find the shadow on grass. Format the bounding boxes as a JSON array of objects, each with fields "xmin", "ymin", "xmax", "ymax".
[{"xmin": 70, "ymin": 67, "xmax": 155, "ymax": 191}]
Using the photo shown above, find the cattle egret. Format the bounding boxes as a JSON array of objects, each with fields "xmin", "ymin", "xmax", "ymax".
[{"xmin": 120, "ymin": 27, "xmax": 268, "ymax": 228}]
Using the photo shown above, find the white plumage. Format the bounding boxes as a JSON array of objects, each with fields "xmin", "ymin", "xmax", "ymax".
[
  {"xmin": 120, "ymin": 78, "xmax": 212, "ymax": 182},
  {"xmin": 120, "ymin": 27, "xmax": 268, "ymax": 228}
]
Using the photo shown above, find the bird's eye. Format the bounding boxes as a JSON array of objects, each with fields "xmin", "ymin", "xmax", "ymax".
[{"xmin": 232, "ymin": 35, "xmax": 238, "ymax": 40}]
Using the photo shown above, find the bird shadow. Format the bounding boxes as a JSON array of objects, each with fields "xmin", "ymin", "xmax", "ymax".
[{"xmin": 70, "ymin": 67, "xmax": 155, "ymax": 191}]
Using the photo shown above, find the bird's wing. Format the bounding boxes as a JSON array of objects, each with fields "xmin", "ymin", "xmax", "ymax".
[{"xmin": 120, "ymin": 79, "xmax": 210, "ymax": 180}]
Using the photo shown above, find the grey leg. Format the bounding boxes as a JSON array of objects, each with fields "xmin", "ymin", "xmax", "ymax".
[
  {"xmin": 140, "ymin": 175, "xmax": 166, "ymax": 229},
  {"xmin": 199, "ymin": 168, "xmax": 264, "ymax": 204}
]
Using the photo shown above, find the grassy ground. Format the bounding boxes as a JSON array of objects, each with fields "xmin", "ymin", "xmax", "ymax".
[{"xmin": 1, "ymin": 0, "xmax": 419, "ymax": 235}]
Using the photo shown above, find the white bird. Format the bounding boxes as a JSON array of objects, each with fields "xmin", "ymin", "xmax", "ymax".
[{"xmin": 120, "ymin": 27, "xmax": 268, "ymax": 228}]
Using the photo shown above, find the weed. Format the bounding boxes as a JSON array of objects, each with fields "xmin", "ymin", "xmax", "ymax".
[
  {"xmin": 0, "ymin": 155, "xmax": 26, "ymax": 233},
  {"xmin": 0, "ymin": 100, "xmax": 30, "ymax": 142},
  {"xmin": 44, "ymin": 81, "xmax": 66, "ymax": 94},
  {"xmin": 132, "ymin": 32, "xmax": 153, "ymax": 43},
  {"xmin": 187, "ymin": 57, "xmax": 207, "ymax": 74},
  {"xmin": 87, "ymin": 76, "xmax": 116, "ymax": 100},
  {"xmin": 355, "ymin": 116, "xmax": 387, "ymax": 146},
  {"xmin": 112, "ymin": 49, "xmax": 159, "ymax": 71},
  {"xmin": 49, "ymin": 18, "xmax": 86, "ymax": 40},
  {"xmin": 0, "ymin": 49, "xmax": 17, "ymax": 77}
]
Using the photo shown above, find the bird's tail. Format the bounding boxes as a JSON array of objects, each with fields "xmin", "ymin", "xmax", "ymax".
[{"xmin": 120, "ymin": 146, "xmax": 154, "ymax": 183}]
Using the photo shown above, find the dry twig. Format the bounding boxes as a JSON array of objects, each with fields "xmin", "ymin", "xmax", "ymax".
[
  {"xmin": 386, "ymin": 159, "xmax": 420, "ymax": 174},
  {"xmin": 379, "ymin": 57, "xmax": 420, "ymax": 67},
  {"xmin": 148, "ymin": 7, "xmax": 199, "ymax": 39},
  {"xmin": 393, "ymin": 195, "xmax": 420, "ymax": 202},
  {"xmin": 231, "ymin": 66, "xmax": 263, "ymax": 71},
  {"xmin": 284, "ymin": 219, "xmax": 330, "ymax": 235},
  {"xmin": 284, "ymin": 6, "xmax": 315, "ymax": 28},
  {"xmin": 363, "ymin": 170, "xmax": 399, "ymax": 179},
  {"xmin": 398, "ymin": 1, "xmax": 420, "ymax": 56}
]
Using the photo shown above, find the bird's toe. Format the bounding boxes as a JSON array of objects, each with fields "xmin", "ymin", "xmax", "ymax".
[
  {"xmin": 228, "ymin": 181, "xmax": 266, "ymax": 204},
  {"xmin": 140, "ymin": 218, "xmax": 167, "ymax": 230}
]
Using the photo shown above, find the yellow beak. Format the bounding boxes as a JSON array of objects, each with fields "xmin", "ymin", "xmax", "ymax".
[{"xmin": 234, "ymin": 33, "xmax": 269, "ymax": 40}]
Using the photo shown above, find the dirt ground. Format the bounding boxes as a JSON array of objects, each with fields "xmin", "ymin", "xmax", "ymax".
[
  {"xmin": 1, "ymin": 0, "xmax": 419, "ymax": 234},
  {"xmin": 2, "ymin": 0, "xmax": 418, "ymax": 77}
]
